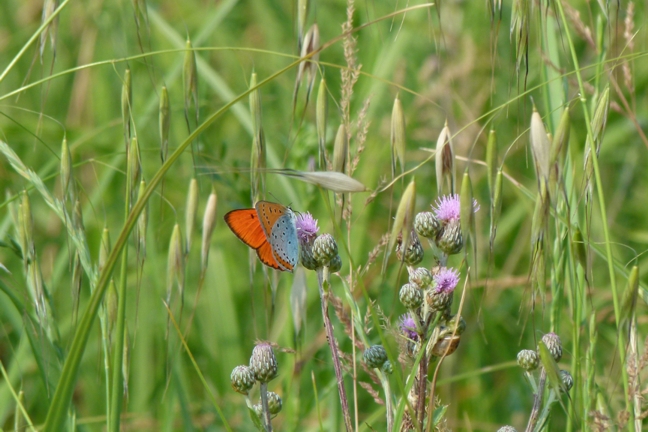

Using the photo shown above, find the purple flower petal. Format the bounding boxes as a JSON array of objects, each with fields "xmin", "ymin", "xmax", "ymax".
[
  {"xmin": 296, "ymin": 212, "xmax": 319, "ymax": 243},
  {"xmin": 434, "ymin": 267, "xmax": 460, "ymax": 294}
]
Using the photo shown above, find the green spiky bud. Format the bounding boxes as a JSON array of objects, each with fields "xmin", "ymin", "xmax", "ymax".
[
  {"xmin": 312, "ymin": 233, "xmax": 338, "ymax": 265},
  {"xmin": 517, "ymin": 349, "xmax": 540, "ymax": 371},
  {"xmin": 249, "ymin": 342, "xmax": 278, "ymax": 383},
  {"xmin": 328, "ymin": 254, "xmax": 342, "ymax": 272},
  {"xmin": 230, "ymin": 365, "xmax": 256, "ymax": 395},
  {"xmin": 426, "ymin": 287, "xmax": 453, "ymax": 313},
  {"xmin": 399, "ymin": 283, "xmax": 423, "ymax": 309},
  {"xmin": 540, "ymin": 332, "xmax": 562, "ymax": 362},
  {"xmin": 300, "ymin": 241, "xmax": 319, "ymax": 270},
  {"xmin": 560, "ymin": 370, "xmax": 574, "ymax": 392},
  {"xmin": 363, "ymin": 345, "xmax": 389, "ymax": 369},
  {"xmin": 396, "ymin": 230, "xmax": 424, "ymax": 266},
  {"xmin": 436, "ymin": 219, "xmax": 463, "ymax": 255},
  {"xmin": 266, "ymin": 391, "xmax": 283, "ymax": 415},
  {"xmin": 409, "ymin": 267, "xmax": 433, "ymax": 288},
  {"xmin": 414, "ymin": 211, "xmax": 441, "ymax": 239}
]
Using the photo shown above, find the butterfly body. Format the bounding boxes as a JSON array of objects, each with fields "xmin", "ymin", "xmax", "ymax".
[{"xmin": 225, "ymin": 201, "xmax": 298, "ymax": 272}]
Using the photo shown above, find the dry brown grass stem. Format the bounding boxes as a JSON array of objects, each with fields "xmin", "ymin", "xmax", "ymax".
[
  {"xmin": 623, "ymin": 2, "xmax": 635, "ymax": 93},
  {"xmin": 351, "ymin": 97, "xmax": 371, "ymax": 175},
  {"xmin": 359, "ymin": 381, "xmax": 384, "ymax": 405},
  {"xmin": 563, "ymin": 2, "xmax": 595, "ymax": 49},
  {"xmin": 330, "ymin": 292, "xmax": 365, "ymax": 352}
]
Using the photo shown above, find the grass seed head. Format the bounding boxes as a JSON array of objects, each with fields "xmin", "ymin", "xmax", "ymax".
[
  {"xmin": 128, "ymin": 137, "xmax": 141, "ymax": 195},
  {"xmin": 19, "ymin": 191, "xmax": 34, "ymax": 262},
  {"xmin": 137, "ymin": 180, "xmax": 148, "ymax": 257},
  {"xmin": 60, "ymin": 137, "xmax": 73, "ymax": 201},
  {"xmin": 316, "ymin": 78, "xmax": 328, "ymax": 168},
  {"xmin": 591, "ymin": 86, "xmax": 610, "ymax": 144},
  {"xmin": 201, "ymin": 188, "xmax": 218, "ymax": 271},
  {"xmin": 185, "ymin": 178, "xmax": 199, "ymax": 253},
  {"xmin": 389, "ymin": 179, "xmax": 416, "ymax": 259},
  {"xmin": 159, "ymin": 86, "xmax": 170, "ymax": 163},
  {"xmin": 121, "ymin": 68, "xmax": 132, "ymax": 150},
  {"xmin": 435, "ymin": 123, "xmax": 455, "ymax": 196},
  {"xmin": 530, "ymin": 109, "xmax": 550, "ymax": 186},
  {"xmin": 167, "ymin": 224, "xmax": 185, "ymax": 302},
  {"xmin": 99, "ymin": 228, "xmax": 111, "ymax": 275},
  {"xmin": 390, "ymin": 94, "xmax": 406, "ymax": 177},
  {"xmin": 183, "ymin": 38, "xmax": 199, "ymax": 127},
  {"xmin": 333, "ymin": 124, "xmax": 348, "ymax": 173},
  {"xmin": 486, "ymin": 129, "xmax": 498, "ymax": 199}
]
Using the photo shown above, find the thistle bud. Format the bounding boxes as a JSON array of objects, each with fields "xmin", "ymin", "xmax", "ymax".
[
  {"xmin": 517, "ymin": 349, "xmax": 540, "ymax": 371},
  {"xmin": 540, "ymin": 332, "xmax": 562, "ymax": 362},
  {"xmin": 249, "ymin": 342, "xmax": 278, "ymax": 383},
  {"xmin": 409, "ymin": 267, "xmax": 433, "ymax": 288},
  {"xmin": 230, "ymin": 365, "xmax": 256, "ymax": 395},
  {"xmin": 363, "ymin": 345, "xmax": 389, "ymax": 369},
  {"xmin": 436, "ymin": 219, "xmax": 463, "ymax": 255},
  {"xmin": 497, "ymin": 427, "xmax": 518, "ymax": 432},
  {"xmin": 426, "ymin": 288, "xmax": 453, "ymax": 313},
  {"xmin": 399, "ymin": 283, "xmax": 423, "ymax": 310},
  {"xmin": 414, "ymin": 211, "xmax": 441, "ymax": 239},
  {"xmin": 312, "ymin": 233, "xmax": 338, "ymax": 266},
  {"xmin": 299, "ymin": 243, "xmax": 318, "ymax": 270},
  {"xmin": 560, "ymin": 370, "xmax": 574, "ymax": 392},
  {"xmin": 266, "ymin": 391, "xmax": 283, "ymax": 415},
  {"xmin": 328, "ymin": 254, "xmax": 342, "ymax": 273},
  {"xmin": 396, "ymin": 230, "xmax": 424, "ymax": 266}
]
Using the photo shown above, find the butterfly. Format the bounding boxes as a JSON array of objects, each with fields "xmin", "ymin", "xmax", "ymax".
[{"xmin": 224, "ymin": 201, "xmax": 299, "ymax": 272}]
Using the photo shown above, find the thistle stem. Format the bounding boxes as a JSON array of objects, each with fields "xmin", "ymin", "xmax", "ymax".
[
  {"xmin": 525, "ymin": 368, "xmax": 547, "ymax": 432},
  {"xmin": 317, "ymin": 268, "xmax": 353, "ymax": 432},
  {"xmin": 259, "ymin": 382, "xmax": 273, "ymax": 432}
]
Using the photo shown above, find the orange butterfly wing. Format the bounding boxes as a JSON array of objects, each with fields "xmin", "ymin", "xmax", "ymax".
[
  {"xmin": 255, "ymin": 241, "xmax": 282, "ymax": 270},
  {"xmin": 224, "ymin": 208, "xmax": 267, "ymax": 249}
]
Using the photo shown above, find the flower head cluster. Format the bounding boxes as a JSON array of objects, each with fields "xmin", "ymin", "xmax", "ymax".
[
  {"xmin": 296, "ymin": 213, "xmax": 342, "ymax": 272},
  {"xmin": 433, "ymin": 267, "xmax": 460, "ymax": 294},
  {"xmin": 296, "ymin": 212, "xmax": 319, "ymax": 243},
  {"xmin": 433, "ymin": 194, "xmax": 480, "ymax": 223},
  {"xmin": 399, "ymin": 313, "xmax": 418, "ymax": 341}
]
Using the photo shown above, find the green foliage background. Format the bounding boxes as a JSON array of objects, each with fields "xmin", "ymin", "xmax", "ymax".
[{"xmin": 0, "ymin": 0, "xmax": 647, "ymax": 430}]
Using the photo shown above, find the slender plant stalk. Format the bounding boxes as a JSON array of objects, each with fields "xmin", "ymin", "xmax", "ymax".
[
  {"xmin": 316, "ymin": 268, "xmax": 352, "ymax": 432},
  {"xmin": 554, "ymin": 2, "xmax": 632, "ymax": 427},
  {"xmin": 259, "ymin": 382, "xmax": 273, "ymax": 432},
  {"xmin": 108, "ymin": 154, "xmax": 132, "ymax": 431},
  {"xmin": 525, "ymin": 368, "xmax": 547, "ymax": 432}
]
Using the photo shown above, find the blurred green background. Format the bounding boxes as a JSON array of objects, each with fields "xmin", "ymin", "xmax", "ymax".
[{"xmin": 1, "ymin": 0, "xmax": 647, "ymax": 430}]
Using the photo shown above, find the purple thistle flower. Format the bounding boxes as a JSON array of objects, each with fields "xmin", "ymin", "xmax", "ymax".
[
  {"xmin": 434, "ymin": 267, "xmax": 460, "ymax": 294},
  {"xmin": 432, "ymin": 194, "xmax": 480, "ymax": 223},
  {"xmin": 296, "ymin": 212, "xmax": 319, "ymax": 244},
  {"xmin": 399, "ymin": 313, "xmax": 419, "ymax": 341}
]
